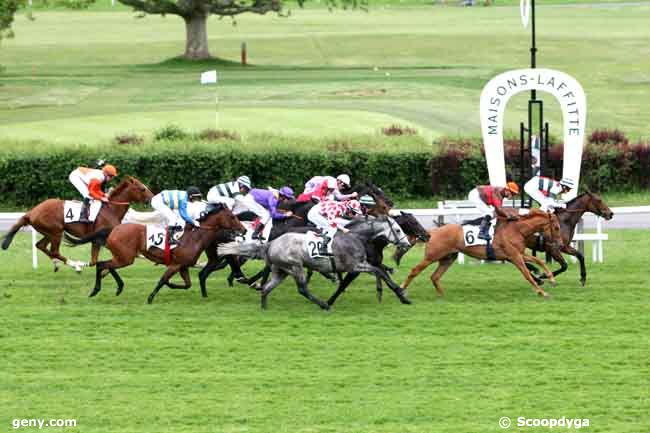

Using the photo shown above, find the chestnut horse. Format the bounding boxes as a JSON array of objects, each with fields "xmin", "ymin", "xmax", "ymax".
[
  {"xmin": 400, "ymin": 209, "xmax": 562, "ymax": 298},
  {"xmin": 1, "ymin": 176, "xmax": 153, "ymax": 271},
  {"xmin": 525, "ymin": 191, "xmax": 614, "ymax": 286},
  {"xmin": 64, "ymin": 203, "xmax": 245, "ymax": 304}
]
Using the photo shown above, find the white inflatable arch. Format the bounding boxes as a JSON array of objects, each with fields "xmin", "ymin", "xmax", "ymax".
[{"xmin": 479, "ymin": 68, "xmax": 586, "ymax": 200}]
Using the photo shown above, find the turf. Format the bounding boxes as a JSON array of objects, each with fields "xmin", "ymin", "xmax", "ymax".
[
  {"xmin": 2, "ymin": 3, "xmax": 650, "ymax": 146},
  {"xmin": 0, "ymin": 229, "xmax": 648, "ymax": 432}
]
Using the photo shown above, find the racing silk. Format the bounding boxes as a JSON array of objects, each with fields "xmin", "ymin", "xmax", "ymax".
[
  {"xmin": 306, "ymin": 176, "xmax": 356, "ymax": 202},
  {"xmin": 534, "ymin": 176, "xmax": 563, "ymax": 199},
  {"xmin": 478, "ymin": 185, "xmax": 503, "ymax": 208},
  {"xmin": 249, "ymin": 188, "xmax": 289, "ymax": 220},
  {"xmin": 72, "ymin": 167, "xmax": 108, "ymax": 200},
  {"xmin": 161, "ymin": 190, "xmax": 194, "ymax": 225},
  {"xmin": 209, "ymin": 181, "xmax": 241, "ymax": 199},
  {"xmin": 319, "ymin": 200, "xmax": 349, "ymax": 228}
]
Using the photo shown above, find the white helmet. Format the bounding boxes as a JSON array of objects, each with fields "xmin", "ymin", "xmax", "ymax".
[
  {"xmin": 559, "ymin": 177, "xmax": 575, "ymax": 189},
  {"xmin": 326, "ymin": 178, "xmax": 337, "ymax": 189},
  {"xmin": 237, "ymin": 175, "xmax": 252, "ymax": 190},
  {"xmin": 336, "ymin": 174, "xmax": 351, "ymax": 187}
]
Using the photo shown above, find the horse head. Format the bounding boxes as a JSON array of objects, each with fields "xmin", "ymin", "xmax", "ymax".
[
  {"xmin": 110, "ymin": 176, "xmax": 154, "ymax": 204},
  {"xmin": 583, "ymin": 190, "xmax": 614, "ymax": 220},
  {"xmin": 393, "ymin": 210, "xmax": 430, "ymax": 243},
  {"xmin": 203, "ymin": 204, "xmax": 246, "ymax": 239},
  {"xmin": 374, "ymin": 215, "xmax": 411, "ymax": 249}
]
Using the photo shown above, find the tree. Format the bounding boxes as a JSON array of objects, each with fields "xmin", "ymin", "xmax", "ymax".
[
  {"xmin": 0, "ymin": 0, "xmax": 23, "ymax": 41},
  {"xmin": 118, "ymin": 0, "xmax": 365, "ymax": 60}
]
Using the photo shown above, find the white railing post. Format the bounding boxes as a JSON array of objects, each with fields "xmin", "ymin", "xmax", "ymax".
[{"xmin": 31, "ymin": 227, "xmax": 38, "ymax": 269}]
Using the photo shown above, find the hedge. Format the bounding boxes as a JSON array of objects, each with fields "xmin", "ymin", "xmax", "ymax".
[{"xmin": 1, "ymin": 131, "xmax": 648, "ymax": 207}]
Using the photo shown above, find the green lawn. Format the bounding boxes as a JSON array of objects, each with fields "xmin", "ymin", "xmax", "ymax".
[
  {"xmin": 2, "ymin": 4, "xmax": 650, "ymax": 147},
  {"xmin": 0, "ymin": 230, "xmax": 648, "ymax": 432}
]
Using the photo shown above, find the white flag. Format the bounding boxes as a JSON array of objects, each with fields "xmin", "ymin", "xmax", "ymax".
[
  {"xmin": 200, "ymin": 70, "xmax": 218, "ymax": 85},
  {"xmin": 520, "ymin": 0, "xmax": 531, "ymax": 29}
]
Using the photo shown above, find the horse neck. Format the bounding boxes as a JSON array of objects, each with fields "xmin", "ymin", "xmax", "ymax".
[
  {"xmin": 561, "ymin": 195, "xmax": 589, "ymax": 229},
  {"xmin": 513, "ymin": 214, "xmax": 549, "ymax": 238}
]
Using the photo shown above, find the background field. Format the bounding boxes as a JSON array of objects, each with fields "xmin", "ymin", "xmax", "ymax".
[
  {"xmin": 0, "ymin": 230, "xmax": 648, "ymax": 432},
  {"xmin": 2, "ymin": 3, "xmax": 650, "ymax": 146}
]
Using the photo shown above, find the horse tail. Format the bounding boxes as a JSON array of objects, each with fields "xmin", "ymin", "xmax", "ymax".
[
  {"xmin": 1, "ymin": 213, "xmax": 31, "ymax": 250},
  {"xmin": 217, "ymin": 241, "xmax": 266, "ymax": 259},
  {"xmin": 64, "ymin": 228, "xmax": 112, "ymax": 247}
]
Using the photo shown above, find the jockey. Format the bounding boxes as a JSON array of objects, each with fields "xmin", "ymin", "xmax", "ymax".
[
  {"xmin": 358, "ymin": 194, "xmax": 376, "ymax": 214},
  {"xmin": 206, "ymin": 175, "xmax": 252, "ymax": 208},
  {"xmin": 468, "ymin": 182, "xmax": 520, "ymax": 241},
  {"xmin": 307, "ymin": 199, "xmax": 363, "ymax": 254},
  {"xmin": 524, "ymin": 176, "xmax": 575, "ymax": 211},
  {"xmin": 297, "ymin": 174, "xmax": 358, "ymax": 202},
  {"xmin": 248, "ymin": 186, "xmax": 296, "ymax": 240},
  {"xmin": 151, "ymin": 187, "xmax": 203, "ymax": 241},
  {"xmin": 68, "ymin": 164, "xmax": 118, "ymax": 223}
]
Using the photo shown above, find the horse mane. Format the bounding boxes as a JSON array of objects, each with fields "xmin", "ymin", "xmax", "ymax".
[
  {"xmin": 108, "ymin": 176, "xmax": 133, "ymax": 198},
  {"xmin": 199, "ymin": 203, "xmax": 226, "ymax": 221}
]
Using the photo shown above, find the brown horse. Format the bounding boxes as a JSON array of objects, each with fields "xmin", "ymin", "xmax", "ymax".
[
  {"xmin": 1, "ymin": 176, "xmax": 153, "ymax": 271},
  {"xmin": 64, "ymin": 203, "xmax": 245, "ymax": 304},
  {"xmin": 525, "ymin": 191, "xmax": 614, "ymax": 286},
  {"xmin": 400, "ymin": 209, "xmax": 562, "ymax": 298}
]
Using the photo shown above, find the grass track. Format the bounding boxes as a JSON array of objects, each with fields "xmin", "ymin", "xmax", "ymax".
[{"xmin": 0, "ymin": 230, "xmax": 648, "ymax": 432}]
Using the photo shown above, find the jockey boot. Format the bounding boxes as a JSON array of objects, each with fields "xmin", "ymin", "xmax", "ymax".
[
  {"xmin": 79, "ymin": 198, "xmax": 91, "ymax": 223},
  {"xmin": 251, "ymin": 223, "xmax": 265, "ymax": 241},
  {"xmin": 318, "ymin": 235, "xmax": 332, "ymax": 256},
  {"xmin": 167, "ymin": 226, "xmax": 181, "ymax": 246},
  {"xmin": 478, "ymin": 215, "xmax": 492, "ymax": 241}
]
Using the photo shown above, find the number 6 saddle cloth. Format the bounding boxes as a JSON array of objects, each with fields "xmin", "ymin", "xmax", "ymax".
[
  {"xmin": 462, "ymin": 219, "xmax": 497, "ymax": 247},
  {"xmin": 63, "ymin": 200, "xmax": 103, "ymax": 224},
  {"xmin": 146, "ymin": 225, "xmax": 184, "ymax": 251}
]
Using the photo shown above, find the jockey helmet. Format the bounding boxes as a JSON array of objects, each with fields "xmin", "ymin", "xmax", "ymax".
[
  {"xmin": 187, "ymin": 186, "xmax": 202, "ymax": 200},
  {"xmin": 102, "ymin": 164, "xmax": 117, "ymax": 177},
  {"xmin": 95, "ymin": 159, "xmax": 106, "ymax": 169},
  {"xmin": 336, "ymin": 174, "xmax": 351, "ymax": 187},
  {"xmin": 559, "ymin": 177, "xmax": 575, "ymax": 189},
  {"xmin": 326, "ymin": 178, "xmax": 337, "ymax": 190},
  {"xmin": 506, "ymin": 181, "xmax": 520, "ymax": 194},
  {"xmin": 359, "ymin": 194, "xmax": 376, "ymax": 207},
  {"xmin": 279, "ymin": 186, "xmax": 295, "ymax": 200},
  {"xmin": 346, "ymin": 200, "xmax": 362, "ymax": 215},
  {"xmin": 237, "ymin": 175, "xmax": 252, "ymax": 190}
]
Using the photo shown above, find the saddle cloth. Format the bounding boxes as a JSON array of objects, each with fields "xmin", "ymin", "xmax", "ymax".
[
  {"xmin": 64, "ymin": 200, "xmax": 102, "ymax": 224},
  {"xmin": 462, "ymin": 219, "xmax": 496, "ymax": 247},
  {"xmin": 304, "ymin": 231, "xmax": 333, "ymax": 258},
  {"xmin": 146, "ymin": 225, "xmax": 182, "ymax": 251}
]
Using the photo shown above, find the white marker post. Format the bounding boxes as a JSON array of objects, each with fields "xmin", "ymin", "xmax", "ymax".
[
  {"xmin": 200, "ymin": 70, "xmax": 219, "ymax": 129},
  {"xmin": 31, "ymin": 227, "xmax": 38, "ymax": 269}
]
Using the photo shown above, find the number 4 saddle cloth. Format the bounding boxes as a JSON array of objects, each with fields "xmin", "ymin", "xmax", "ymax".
[
  {"xmin": 63, "ymin": 200, "xmax": 103, "ymax": 224},
  {"xmin": 146, "ymin": 225, "xmax": 184, "ymax": 251}
]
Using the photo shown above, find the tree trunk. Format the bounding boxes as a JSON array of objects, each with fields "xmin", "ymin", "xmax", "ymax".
[{"xmin": 184, "ymin": 13, "xmax": 211, "ymax": 60}]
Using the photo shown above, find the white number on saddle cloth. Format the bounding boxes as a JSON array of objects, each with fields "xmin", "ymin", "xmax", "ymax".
[
  {"xmin": 146, "ymin": 225, "xmax": 181, "ymax": 251},
  {"xmin": 304, "ymin": 231, "xmax": 331, "ymax": 258},
  {"xmin": 63, "ymin": 200, "xmax": 103, "ymax": 223},
  {"xmin": 462, "ymin": 221, "xmax": 496, "ymax": 247}
]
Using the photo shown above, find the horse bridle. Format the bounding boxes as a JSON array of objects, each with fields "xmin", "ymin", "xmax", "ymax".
[{"xmin": 385, "ymin": 217, "xmax": 409, "ymax": 245}]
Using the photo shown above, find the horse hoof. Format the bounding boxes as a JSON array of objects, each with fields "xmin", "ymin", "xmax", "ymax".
[
  {"xmin": 400, "ymin": 296, "xmax": 412, "ymax": 305},
  {"xmin": 320, "ymin": 303, "xmax": 330, "ymax": 311},
  {"xmin": 580, "ymin": 278, "xmax": 586, "ymax": 287},
  {"xmin": 88, "ymin": 289, "xmax": 99, "ymax": 298},
  {"xmin": 146, "ymin": 298, "xmax": 154, "ymax": 304},
  {"xmin": 116, "ymin": 287, "xmax": 123, "ymax": 296},
  {"xmin": 549, "ymin": 279, "xmax": 557, "ymax": 288}
]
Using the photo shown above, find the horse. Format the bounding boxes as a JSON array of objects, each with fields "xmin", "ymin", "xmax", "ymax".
[
  {"xmin": 400, "ymin": 209, "xmax": 562, "ymax": 298},
  {"xmin": 1, "ymin": 176, "xmax": 153, "ymax": 271},
  {"xmin": 200, "ymin": 181, "xmax": 397, "ymax": 293},
  {"xmin": 218, "ymin": 216, "xmax": 413, "ymax": 310},
  {"xmin": 64, "ymin": 203, "xmax": 245, "ymax": 304},
  {"xmin": 525, "ymin": 191, "xmax": 614, "ymax": 286}
]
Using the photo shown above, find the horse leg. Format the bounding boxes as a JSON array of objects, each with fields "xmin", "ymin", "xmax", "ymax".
[
  {"xmin": 147, "ymin": 265, "xmax": 182, "ymax": 304},
  {"xmin": 226, "ymin": 256, "xmax": 247, "ymax": 287},
  {"xmin": 357, "ymin": 263, "xmax": 411, "ymax": 304},
  {"xmin": 91, "ymin": 254, "xmax": 134, "ymax": 297},
  {"xmin": 89, "ymin": 242, "xmax": 101, "ymax": 267},
  {"xmin": 522, "ymin": 254, "xmax": 557, "ymax": 286},
  {"xmin": 430, "ymin": 253, "xmax": 457, "ymax": 296},
  {"xmin": 35, "ymin": 236, "xmax": 59, "ymax": 272},
  {"xmin": 109, "ymin": 269, "xmax": 125, "ymax": 296},
  {"xmin": 292, "ymin": 267, "xmax": 329, "ymax": 310},
  {"xmin": 562, "ymin": 245, "xmax": 586, "ymax": 286},
  {"xmin": 401, "ymin": 257, "xmax": 435, "ymax": 291},
  {"xmin": 260, "ymin": 268, "xmax": 288, "ymax": 310},
  {"xmin": 375, "ymin": 274, "xmax": 383, "ymax": 303},
  {"xmin": 524, "ymin": 262, "xmax": 545, "ymax": 285},
  {"xmin": 327, "ymin": 272, "xmax": 360, "ymax": 306},
  {"xmin": 510, "ymin": 254, "xmax": 549, "ymax": 298},
  {"xmin": 166, "ymin": 267, "xmax": 192, "ymax": 290},
  {"xmin": 198, "ymin": 257, "xmax": 225, "ymax": 298}
]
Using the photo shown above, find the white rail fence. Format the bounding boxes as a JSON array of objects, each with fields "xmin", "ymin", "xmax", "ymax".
[{"xmin": 1, "ymin": 206, "xmax": 649, "ymax": 269}]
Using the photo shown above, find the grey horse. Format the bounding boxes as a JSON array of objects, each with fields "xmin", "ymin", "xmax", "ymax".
[{"xmin": 218, "ymin": 216, "xmax": 412, "ymax": 310}]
